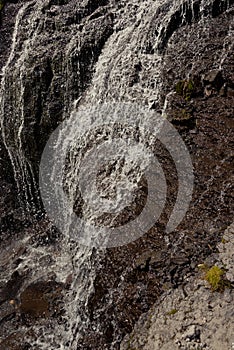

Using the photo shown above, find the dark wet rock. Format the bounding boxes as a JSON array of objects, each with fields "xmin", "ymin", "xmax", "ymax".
[
  {"xmin": 0, "ymin": 271, "xmax": 25, "ymax": 305},
  {"xmin": 128, "ymin": 61, "xmax": 142, "ymax": 87},
  {"xmin": 219, "ymin": 83, "xmax": 227, "ymax": 96},
  {"xmin": 0, "ymin": 333, "xmax": 27, "ymax": 350},
  {"xmin": 0, "ymin": 331, "xmax": 32, "ymax": 350},
  {"xmin": 227, "ymin": 86, "xmax": 234, "ymax": 98},
  {"xmin": 0, "ymin": 240, "xmax": 26, "ymax": 270},
  {"xmin": 204, "ymin": 84, "xmax": 217, "ymax": 97},
  {"xmin": 164, "ymin": 92, "xmax": 195, "ymax": 125},
  {"xmin": 31, "ymin": 224, "xmax": 61, "ymax": 247},
  {"xmin": 19, "ymin": 280, "xmax": 64, "ymax": 319},
  {"xmin": 0, "ymin": 0, "xmax": 114, "ymax": 218},
  {"xmin": 135, "ymin": 250, "xmax": 163, "ymax": 271},
  {"xmin": 0, "ymin": 300, "xmax": 16, "ymax": 324},
  {"xmin": 20, "ymin": 286, "xmax": 50, "ymax": 319},
  {"xmin": 0, "ymin": 0, "xmax": 233, "ymax": 349},
  {"xmin": 202, "ymin": 69, "xmax": 224, "ymax": 91},
  {"xmin": 0, "ymin": 1, "xmax": 22, "ymax": 70}
]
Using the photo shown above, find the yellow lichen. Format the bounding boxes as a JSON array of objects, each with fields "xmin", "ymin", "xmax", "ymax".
[
  {"xmin": 167, "ymin": 308, "xmax": 178, "ymax": 315},
  {"xmin": 204, "ymin": 265, "xmax": 225, "ymax": 292}
]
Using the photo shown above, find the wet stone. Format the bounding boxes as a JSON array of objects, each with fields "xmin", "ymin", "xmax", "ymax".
[
  {"xmin": 0, "ymin": 271, "xmax": 24, "ymax": 305},
  {"xmin": 202, "ymin": 69, "xmax": 224, "ymax": 90},
  {"xmin": 0, "ymin": 332, "xmax": 31, "ymax": 350},
  {"xmin": 19, "ymin": 281, "xmax": 63, "ymax": 319}
]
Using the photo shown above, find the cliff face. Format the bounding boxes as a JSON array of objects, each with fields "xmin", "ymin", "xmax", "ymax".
[
  {"xmin": 120, "ymin": 225, "xmax": 234, "ymax": 350},
  {"xmin": 0, "ymin": 0, "xmax": 233, "ymax": 349}
]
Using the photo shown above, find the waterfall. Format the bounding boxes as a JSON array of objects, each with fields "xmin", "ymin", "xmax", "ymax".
[
  {"xmin": 0, "ymin": 0, "xmax": 231, "ymax": 212},
  {"xmin": 0, "ymin": 0, "xmax": 233, "ymax": 349},
  {"xmin": 0, "ymin": 1, "xmax": 43, "ymax": 213}
]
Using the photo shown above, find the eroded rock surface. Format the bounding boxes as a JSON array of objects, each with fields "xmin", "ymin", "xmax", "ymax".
[
  {"xmin": 0, "ymin": 0, "xmax": 233, "ymax": 349},
  {"xmin": 121, "ymin": 224, "xmax": 234, "ymax": 350}
]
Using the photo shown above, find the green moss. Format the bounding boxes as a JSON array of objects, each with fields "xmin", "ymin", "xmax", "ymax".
[
  {"xmin": 167, "ymin": 108, "xmax": 192, "ymax": 122},
  {"xmin": 0, "ymin": 0, "xmax": 5, "ymax": 12},
  {"xmin": 175, "ymin": 79, "xmax": 195, "ymax": 101},
  {"xmin": 181, "ymin": 108, "xmax": 191, "ymax": 119},
  {"xmin": 167, "ymin": 308, "xmax": 178, "ymax": 315},
  {"xmin": 199, "ymin": 263, "xmax": 233, "ymax": 292},
  {"xmin": 175, "ymin": 80, "xmax": 184, "ymax": 96},
  {"xmin": 205, "ymin": 265, "xmax": 225, "ymax": 292}
]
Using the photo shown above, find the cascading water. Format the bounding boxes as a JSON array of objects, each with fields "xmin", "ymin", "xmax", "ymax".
[
  {"xmin": 0, "ymin": 1, "xmax": 61, "ymax": 214},
  {"xmin": 0, "ymin": 0, "xmax": 233, "ymax": 349}
]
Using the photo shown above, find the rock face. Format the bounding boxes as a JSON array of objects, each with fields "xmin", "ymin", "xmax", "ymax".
[
  {"xmin": 120, "ymin": 224, "xmax": 234, "ymax": 350},
  {"xmin": 0, "ymin": 0, "xmax": 233, "ymax": 349}
]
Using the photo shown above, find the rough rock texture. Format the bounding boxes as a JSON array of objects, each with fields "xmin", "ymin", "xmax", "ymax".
[
  {"xmin": 120, "ymin": 224, "xmax": 234, "ymax": 350},
  {"xmin": 0, "ymin": 0, "xmax": 233, "ymax": 349}
]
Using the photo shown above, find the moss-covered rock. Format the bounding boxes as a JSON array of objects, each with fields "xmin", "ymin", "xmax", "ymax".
[
  {"xmin": 199, "ymin": 264, "xmax": 232, "ymax": 292},
  {"xmin": 167, "ymin": 107, "xmax": 193, "ymax": 122},
  {"xmin": 167, "ymin": 308, "xmax": 178, "ymax": 316},
  {"xmin": 163, "ymin": 92, "xmax": 194, "ymax": 126},
  {"xmin": 205, "ymin": 265, "xmax": 225, "ymax": 291},
  {"xmin": 0, "ymin": 0, "xmax": 5, "ymax": 12},
  {"xmin": 175, "ymin": 79, "xmax": 195, "ymax": 100}
]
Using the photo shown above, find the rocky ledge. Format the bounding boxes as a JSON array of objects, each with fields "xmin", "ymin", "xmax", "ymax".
[
  {"xmin": 121, "ymin": 223, "xmax": 234, "ymax": 350},
  {"xmin": 0, "ymin": 0, "xmax": 233, "ymax": 349}
]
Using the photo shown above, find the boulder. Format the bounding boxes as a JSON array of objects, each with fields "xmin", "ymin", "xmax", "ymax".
[{"xmin": 202, "ymin": 69, "xmax": 224, "ymax": 90}]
